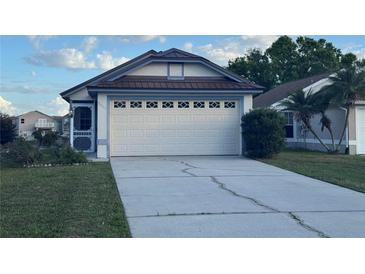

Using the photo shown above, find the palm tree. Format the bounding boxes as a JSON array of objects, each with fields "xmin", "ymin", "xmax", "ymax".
[
  {"xmin": 280, "ymin": 89, "xmax": 331, "ymax": 152},
  {"xmin": 319, "ymin": 66, "xmax": 365, "ymax": 150}
]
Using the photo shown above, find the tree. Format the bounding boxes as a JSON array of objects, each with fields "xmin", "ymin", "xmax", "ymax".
[
  {"xmin": 228, "ymin": 49, "xmax": 276, "ymax": 90},
  {"xmin": 319, "ymin": 66, "xmax": 365, "ymax": 151},
  {"xmin": 241, "ymin": 108, "xmax": 286, "ymax": 158},
  {"xmin": 266, "ymin": 35, "xmax": 300, "ymax": 84},
  {"xmin": 0, "ymin": 113, "xmax": 17, "ymax": 144},
  {"xmin": 280, "ymin": 89, "xmax": 332, "ymax": 152},
  {"xmin": 296, "ymin": 36, "xmax": 342, "ymax": 77}
]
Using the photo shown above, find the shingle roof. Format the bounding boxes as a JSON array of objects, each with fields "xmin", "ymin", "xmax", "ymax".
[
  {"xmin": 253, "ymin": 73, "xmax": 331, "ymax": 108},
  {"xmin": 89, "ymin": 76, "xmax": 262, "ymax": 90}
]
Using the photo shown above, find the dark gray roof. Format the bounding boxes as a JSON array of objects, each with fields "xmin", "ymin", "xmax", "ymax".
[
  {"xmin": 89, "ymin": 76, "xmax": 263, "ymax": 91},
  {"xmin": 253, "ymin": 73, "xmax": 331, "ymax": 108}
]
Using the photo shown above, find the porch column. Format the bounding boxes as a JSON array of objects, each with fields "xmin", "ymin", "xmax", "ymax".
[{"xmin": 97, "ymin": 94, "xmax": 108, "ymax": 158}]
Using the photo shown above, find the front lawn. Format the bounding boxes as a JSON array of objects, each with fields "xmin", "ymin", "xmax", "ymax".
[
  {"xmin": 260, "ymin": 149, "xmax": 365, "ymax": 193},
  {"xmin": 0, "ymin": 163, "xmax": 131, "ymax": 237}
]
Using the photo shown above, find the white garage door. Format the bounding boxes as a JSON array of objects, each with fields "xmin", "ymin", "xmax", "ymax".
[
  {"xmin": 356, "ymin": 107, "xmax": 365, "ymax": 154},
  {"xmin": 110, "ymin": 99, "xmax": 241, "ymax": 156}
]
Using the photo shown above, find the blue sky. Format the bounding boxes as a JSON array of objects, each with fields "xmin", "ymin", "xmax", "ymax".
[{"xmin": 1, "ymin": 35, "xmax": 364, "ymax": 116}]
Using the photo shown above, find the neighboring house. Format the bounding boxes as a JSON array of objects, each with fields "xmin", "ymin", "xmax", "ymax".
[
  {"xmin": 14, "ymin": 111, "xmax": 62, "ymax": 140},
  {"xmin": 60, "ymin": 48, "xmax": 263, "ymax": 158},
  {"xmin": 253, "ymin": 73, "xmax": 365, "ymax": 155}
]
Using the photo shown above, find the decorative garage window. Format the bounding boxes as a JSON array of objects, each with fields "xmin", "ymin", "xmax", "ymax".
[
  {"xmin": 130, "ymin": 101, "xmax": 142, "ymax": 108},
  {"xmin": 224, "ymin": 101, "xmax": 236, "ymax": 108},
  {"xmin": 162, "ymin": 101, "xmax": 174, "ymax": 108},
  {"xmin": 178, "ymin": 101, "xmax": 189, "ymax": 108},
  {"xmin": 114, "ymin": 101, "xmax": 126, "ymax": 108},
  {"xmin": 209, "ymin": 101, "xmax": 220, "ymax": 108},
  {"xmin": 146, "ymin": 101, "xmax": 158, "ymax": 108},
  {"xmin": 194, "ymin": 101, "xmax": 205, "ymax": 108}
]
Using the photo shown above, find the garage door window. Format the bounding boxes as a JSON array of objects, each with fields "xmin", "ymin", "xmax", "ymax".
[
  {"xmin": 178, "ymin": 101, "xmax": 189, "ymax": 108},
  {"xmin": 224, "ymin": 102, "xmax": 236, "ymax": 108},
  {"xmin": 130, "ymin": 101, "xmax": 142, "ymax": 108},
  {"xmin": 162, "ymin": 101, "xmax": 174, "ymax": 108},
  {"xmin": 194, "ymin": 101, "xmax": 205, "ymax": 108},
  {"xmin": 209, "ymin": 101, "xmax": 220, "ymax": 108},
  {"xmin": 114, "ymin": 101, "xmax": 126, "ymax": 108},
  {"xmin": 146, "ymin": 101, "xmax": 158, "ymax": 108}
]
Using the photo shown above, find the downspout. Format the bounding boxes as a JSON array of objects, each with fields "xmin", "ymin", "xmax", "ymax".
[{"xmin": 340, "ymin": 107, "xmax": 349, "ymax": 153}]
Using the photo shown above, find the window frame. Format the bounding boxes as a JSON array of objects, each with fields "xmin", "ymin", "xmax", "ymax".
[{"xmin": 282, "ymin": 111, "xmax": 295, "ymax": 139}]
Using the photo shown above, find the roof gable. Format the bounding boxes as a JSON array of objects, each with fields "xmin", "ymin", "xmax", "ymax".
[{"xmin": 60, "ymin": 48, "xmax": 263, "ymax": 100}]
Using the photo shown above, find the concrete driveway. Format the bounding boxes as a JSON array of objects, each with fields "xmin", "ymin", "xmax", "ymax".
[{"xmin": 111, "ymin": 156, "xmax": 365, "ymax": 237}]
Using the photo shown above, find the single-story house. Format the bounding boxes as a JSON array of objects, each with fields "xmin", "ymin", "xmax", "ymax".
[
  {"xmin": 253, "ymin": 73, "xmax": 365, "ymax": 155},
  {"xmin": 14, "ymin": 110, "xmax": 64, "ymax": 140},
  {"xmin": 60, "ymin": 48, "xmax": 263, "ymax": 158}
]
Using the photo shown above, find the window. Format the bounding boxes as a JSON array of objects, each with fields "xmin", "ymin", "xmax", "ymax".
[
  {"xmin": 178, "ymin": 101, "xmax": 189, "ymax": 108},
  {"xmin": 224, "ymin": 102, "xmax": 236, "ymax": 108},
  {"xmin": 114, "ymin": 101, "xmax": 126, "ymax": 108},
  {"xmin": 283, "ymin": 112, "xmax": 294, "ymax": 138},
  {"xmin": 193, "ymin": 101, "xmax": 205, "ymax": 108},
  {"xmin": 130, "ymin": 101, "xmax": 142, "ymax": 108},
  {"xmin": 162, "ymin": 101, "xmax": 174, "ymax": 108},
  {"xmin": 21, "ymin": 118, "xmax": 25, "ymax": 124},
  {"xmin": 146, "ymin": 101, "xmax": 158, "ymax": 108},
  {"xmin": 74, "ymin": 107, "xmax": 91, "ymax": 130},
  {"xmin": 168, "ymin": 63, "xmax": 184, "ymax": 79},
  {"xmin": 209, "ymin": 101, "xmax": 220, "ymax": 108}
]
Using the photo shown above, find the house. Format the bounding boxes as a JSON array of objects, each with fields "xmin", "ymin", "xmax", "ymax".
[
  {"xmin": 253, "ymin": 73, "xmax": 365, "ymax": 155},
  {"xmin": 60, "ymin": 48, "xmax": 263, "ymax": 158},
  {"xmin": 14, "ymin": 111, "xmax": 63, "ymax": 140}
]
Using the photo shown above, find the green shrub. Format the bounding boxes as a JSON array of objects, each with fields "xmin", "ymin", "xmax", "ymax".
[
  {"xmin": 241, "ymin": 108, "xmax": 286, "ymax": 158},
  {"xmin": 0, "ymin": 113, "xmax": 17, "ymax": 145},
  {"xmin": 0, "ymin": 138, "xmax": 41, "ymax": 167},
  {"xmin": 32, "ymin": 129, "xmax": 58, "ymax": 147},
  {"xmin": 58, "ymin": 146, "xmax": 88, "ymax": 164}
]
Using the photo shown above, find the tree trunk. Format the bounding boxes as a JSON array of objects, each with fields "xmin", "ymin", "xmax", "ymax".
[
  {"xmin": 336, "ymin": 105, "xmax": 350, "ymax": 151},
  {"xmin": 304, "ymin": 121, "xmax": 331, "ymax": 152}
]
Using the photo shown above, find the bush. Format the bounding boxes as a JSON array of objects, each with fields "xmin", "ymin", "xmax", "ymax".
[
  {"xmin": 32, "ymin": 129, "xmax": 58, "ymax": 147},
  {"xmin": 0, "ymin": 138, "xmax": 41, "ymax": 167},
  {"xmin": 1, "ymin": 140, "xmax": 87, "ymax": 167},
  {"xmin": 0, "ymin": 113, "xmax": 17, "ymax": 145},
  {"xmin": 241, "ymin": 108, "xmax": 286, "ymax": 158}
]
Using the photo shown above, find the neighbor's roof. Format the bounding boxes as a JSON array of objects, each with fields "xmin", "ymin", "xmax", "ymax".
[
  {"xmin": 253, "ymin": 73, "xmax": 331, "ymax": 108},
  {"xmin": 60, "ymin": 48, "xmax": 264, "ymax": 100}
]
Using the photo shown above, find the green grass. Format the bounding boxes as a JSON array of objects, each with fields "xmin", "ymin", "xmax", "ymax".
[
  {"xmin": 0, "ymin": 163, "xmax": 131, "ymax": 237},
  {"xmin": 260, "ymin": 149, "xmax": 365, "ymax": 193}
]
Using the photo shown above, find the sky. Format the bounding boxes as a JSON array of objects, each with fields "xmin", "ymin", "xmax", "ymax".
[{"xmin": 1, "ymin": 35, "xmax": 365, "ymax": 116}]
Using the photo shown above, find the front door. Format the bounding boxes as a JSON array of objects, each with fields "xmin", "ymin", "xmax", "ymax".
[{"xmin": 72, "ymin": 103, "xmax": 95, "ymax": 152}]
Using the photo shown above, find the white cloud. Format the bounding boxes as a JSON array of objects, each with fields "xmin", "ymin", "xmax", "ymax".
[
  {"xmin": 25, "ymin": 48, "xmax": 96, "ymax": 70},
  {"xmin": 82, "ymin": 36, "xmax": 98, "ymax": 54},
  {"xmin": 0, "ymin": 96, "xmax": 17, "ymax": 115},
  {"xmin": 28, "ymin": 35, "xmax": 53, "ymax": 49},
  {"xmin": 0, "ymin": 84, "xmax": 51, "ymax": 94},
  {"xmin": 119, "ymin": 35, "xmax": 166, "ymax": 44},
  {"xmin": 183, "ymin": 42, "xmax": 193, "ymax": 53},
  {"xmin": 31, "ymin": 71, "xmax": 37, "ymax": 77},
  {"xmin": 342, "ymin": 44, "xmax": 365, "ymax": 60},
  {"xmin": 196, "ymin": 35, "xmax": 279, "ymax": 65},
  {"xmin": 48, "ymin": 96, "xmax": 69, "ymax": 116},
  {"xmin": 96, "ymin": 51, "xmax": 130, "ymax": 71}
]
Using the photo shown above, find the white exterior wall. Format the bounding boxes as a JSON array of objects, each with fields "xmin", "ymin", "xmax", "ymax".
[
  {"xmin": 97, "ymin": 94, "xmax": 108, "ymax": 158},
  {"xmin": 184, "ymin": 63, "xmax": 221, "ymax": 77},
  {"xmin": 69, "ymin": 88, "xmax": 93, "ymax": 101},
  {"xmin": 243, "ymin": 94, "xmax": 253, "ymax": 114},
  {"xmin": 127, "ymin": 62, "xmax": 221, "ymax": 77},
  {"xmin": 129, "ymin": 63, "xmax": 167, "ymax": 76}
]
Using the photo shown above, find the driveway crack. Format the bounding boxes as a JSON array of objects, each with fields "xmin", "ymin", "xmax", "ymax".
[
  {"xmin": 288, "ymin": 212, "xmax": 330, "ymax": 238},
  {"xmin": 209, "ymin": 176, "xmax": 330, "ymax": 238}
]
